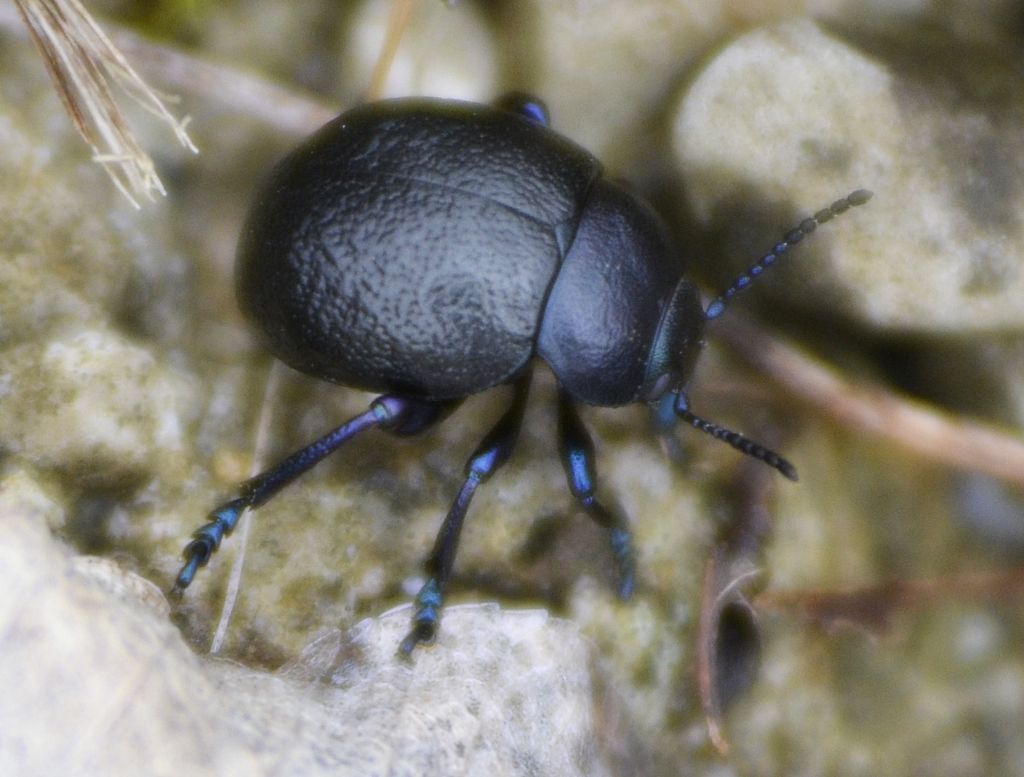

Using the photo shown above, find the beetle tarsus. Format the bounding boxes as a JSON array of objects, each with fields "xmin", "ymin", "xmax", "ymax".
[
  {"xmin": 399, "ymin": 578, "xmax": 443, "ymax": 656},
  {"xmin": 609, "ymin": 527, "xmax": 636, "ymax": 599},
  {"xmin": 172, "ymin": 395, "xmax": 448, "ymax": 595},
  {"xmin": 171, "ymin": 497, "xmax": 247, "ymax": 593}
]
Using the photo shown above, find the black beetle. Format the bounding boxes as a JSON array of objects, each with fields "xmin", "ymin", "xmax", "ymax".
[{"xmin": 172, "ymin": 94, "xmax": 870, "ymax": 654}]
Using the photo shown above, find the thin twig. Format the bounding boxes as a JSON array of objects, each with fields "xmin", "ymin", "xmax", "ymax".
[
  {"xmin": 757, "ymin": 566, "xmax": 1024, "ymax": 634},
  {"xmin": 715, "ymin": 315, "xmax": 1024, "ymax": 486},
  {"xmin": 112, "ymin": 28, "xmax": 336, "ymax": 136},
  {"xmin": 209, "ymin": 361, "xmax": 283, "ymax": 655},
  {"xmin": 366, "ymin": 0, "xmax": 419, "ymax": 101},
  {"xmin": 696, "ymin": 555, "xmax": 731, "ymax": 756}
]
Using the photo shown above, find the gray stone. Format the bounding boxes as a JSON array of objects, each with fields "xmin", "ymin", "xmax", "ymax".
[
  {"xmin": 0, "ymin": 328, "xmax": 196, "ymax": 481},
  {"xmin": 672, "ymin": 19, "xmax": 1024, "ymax": 333},
  {"xmin": 0, "ymin": 480, "xmax": 614, "ymax": 776}
]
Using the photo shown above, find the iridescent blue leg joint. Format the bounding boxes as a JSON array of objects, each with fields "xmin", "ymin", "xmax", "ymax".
[
  {"xmin": 172, "ymin": 497, "xmax": 247, "ymax": 593},
  {"xmin": 650, "ymin": 389, "xmax": 685, "ymax": 463}
]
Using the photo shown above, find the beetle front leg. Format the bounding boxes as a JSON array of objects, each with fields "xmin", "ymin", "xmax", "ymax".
[
  {"xmin": 172, "ymin": 394, "xmax": 451, "ymax": 596},
  {"xmin": 649, "ymin": 389, "xmax": 687, "ymax": 463},
  {"xmin": 399, "ymin": 374, "xmax": 531, "ymax": 656},
  {"xmin": 557, "ymin": 390, "xmax": 636, "ymax": 599}
]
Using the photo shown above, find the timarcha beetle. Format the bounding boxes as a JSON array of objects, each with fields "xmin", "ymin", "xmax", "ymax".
[{"xmin": 172, "ymin": 93, "xmax": 870, "ymax": 655}]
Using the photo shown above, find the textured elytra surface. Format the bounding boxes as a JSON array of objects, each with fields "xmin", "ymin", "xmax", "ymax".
[{"xmin": 237, "ymin": 99, "xmax": 600, "ymax": 400}]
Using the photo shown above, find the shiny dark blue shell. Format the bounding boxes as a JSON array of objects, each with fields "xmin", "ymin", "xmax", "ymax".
[{"xmin": 237, "ymin": 98, "xmax": 601, "ymax": 401}]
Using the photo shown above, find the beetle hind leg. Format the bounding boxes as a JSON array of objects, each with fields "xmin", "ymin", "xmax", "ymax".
[
  {"xmin": 557, "ymin": 391, "xmax": 637, "ymax": 599},
  {"xmin": 171, "ymin": 394, "xmax": 451, "ymax": 596},
  {"xmin": 400, "ymin": 373, "xmax": 532, "ymax": 656}
]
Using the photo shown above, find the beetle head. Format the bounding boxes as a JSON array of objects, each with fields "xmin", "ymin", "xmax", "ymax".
[{"xmin": 640, "ymin": 276, "xmax": 706, "ymax": 401}]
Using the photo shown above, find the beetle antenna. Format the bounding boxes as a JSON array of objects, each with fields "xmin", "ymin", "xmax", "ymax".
[
  {"xmin": 674, "ymin": 393, "xmax": 798, "ymax": 480},
  {"xmin": 704, "ymin": 189, "xmax": 872, "ymax": 320}
]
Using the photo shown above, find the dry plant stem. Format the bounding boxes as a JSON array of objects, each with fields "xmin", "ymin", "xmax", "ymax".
[
  {"xmin": 696, "ymin": 550, "xmax": 764, "ymax": 757},
  {"xmin": 0, "ymin": 3, "xmax": 335, "ymax": 138},
  {"xmin": 112, "ymin": 29, "xmax": 336, "ymax": 136},
  {"xmin": 366, "ymin": 0, "xmax": 419, "ymax": 101},
  {"xmin": 12, "ymin": 0, "xmax": 196, "ymax": 207},
  {"xmin": 757, "ymin": 566, "xmax": 1024, "ymax": 634},
  {"xmin": 696, "ymin": 555, "xmax": 731, "ymax": 756},
  {"xmin": 716, "ymin": 315, "xmax": 1024, "ymax": 487},
  {"xmin": 209, "ymin": 360, "xmax": 283, "ymax": 655}
]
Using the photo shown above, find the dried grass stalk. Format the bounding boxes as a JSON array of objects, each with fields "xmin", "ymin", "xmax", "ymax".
[{"xmin": 13, "ymin": 0, "xmax": 197, "ymax": 208}]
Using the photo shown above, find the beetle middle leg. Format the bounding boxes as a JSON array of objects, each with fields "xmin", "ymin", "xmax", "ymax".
[
  {"xmin": 399, "ymin": 372, "xmax": 532, "ymax": 655},
  {"xmin": 171, "ymin": 394, "xmax": 453, "ymax": 596},
  {"xmin": 557, "ymin": 390, "xmax": 637, "ymax": 599}
]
